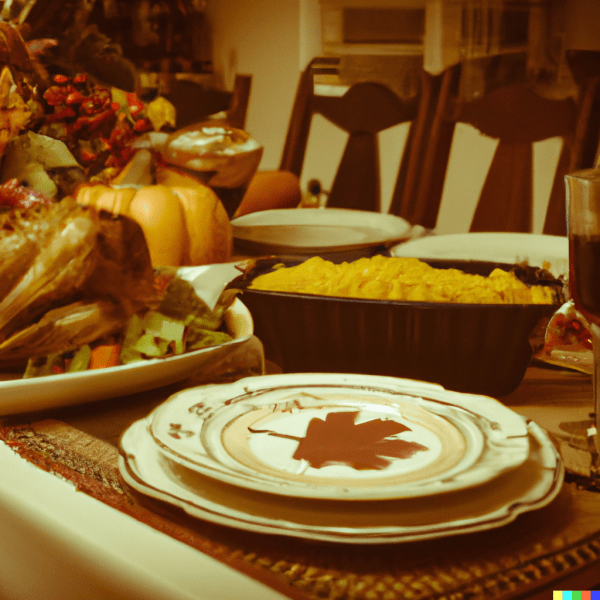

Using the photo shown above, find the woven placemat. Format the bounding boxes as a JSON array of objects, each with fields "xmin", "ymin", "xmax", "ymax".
[{"xmin": 2, "ymin": 416, "xmax": 600, "ymax": 600}]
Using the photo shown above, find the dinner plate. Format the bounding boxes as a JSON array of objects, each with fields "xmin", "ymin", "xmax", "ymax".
[
  {"xmin": 147, "ymin": 373, "xmax": 530, "ymax": 501},
  {"xmin": 119, "ymin": 416, "xmax": 563, "ymax": 544},
  {"xmin": 0, "ymin": 267, "xmax": 254, "ymax": 415},
  {"xmin": 231, "ymin": 208, "xmax": 412, "ymax": 254},
  {"xmin": 391, "ymin": 232, "xmax": 568, "ymax": 277}
]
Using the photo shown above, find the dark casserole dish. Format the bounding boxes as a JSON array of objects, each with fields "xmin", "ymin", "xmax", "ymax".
[{"xmin": 229, "ymin": 256, "xmax": 564, "ymax": 397}]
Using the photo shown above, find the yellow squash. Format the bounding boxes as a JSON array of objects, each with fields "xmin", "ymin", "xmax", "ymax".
[{"xmin": 76, "ymin": 151, "xmax": 232, "ymax": 266}]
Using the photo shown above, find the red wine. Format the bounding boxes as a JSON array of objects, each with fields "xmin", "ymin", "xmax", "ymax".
[{"xmin": 570, "ymin": 234, "xmax": 600, "ymax": 325}]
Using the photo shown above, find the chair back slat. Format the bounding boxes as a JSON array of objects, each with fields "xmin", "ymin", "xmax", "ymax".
[
  {"xmin": 456, "ymin": 84, "xmax": 578, "ymax": 233},
  {"xmin": 329, "ymin": 132, "xmax": 380, "ymax": 211},
  {"xmin": 470, "ymin": 140, "xmax": 533, "ymax": 232}
]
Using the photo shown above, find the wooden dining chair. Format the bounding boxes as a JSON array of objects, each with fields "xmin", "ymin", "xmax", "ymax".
[
  {"xmin": 279, "ymin": 58, "xmax": 421, "ymax": 213},
  {"xmin": 206, "ymin": 74, "xmax": 253, "ymax": 131},
  {"xmin": 162, "ymin": 73, "xmax": 252, "ymax": 130},
  {"xmin": 391, "ymin": 54, "xmax": 600, "ymax": 236}
]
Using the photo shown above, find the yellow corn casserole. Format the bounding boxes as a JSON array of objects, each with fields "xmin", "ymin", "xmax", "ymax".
[{"xmin": 249, "ymin": 255, "xmax": 556, "ymax": 305}]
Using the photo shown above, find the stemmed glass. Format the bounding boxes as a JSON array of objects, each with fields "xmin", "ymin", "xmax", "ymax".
[{"xmin": 565, "ymin": 169, "xmax": 600, "ymax": 479}]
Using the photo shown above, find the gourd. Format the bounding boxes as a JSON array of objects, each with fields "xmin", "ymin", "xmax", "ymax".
[{"xmin": 75, "ymin": 150, "xmax": 232, "ymax": 266}]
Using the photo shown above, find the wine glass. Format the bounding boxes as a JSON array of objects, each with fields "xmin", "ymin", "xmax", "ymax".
[{"xmin": 565, "ymin": 169, "xmax": 600, "ymax": 478}]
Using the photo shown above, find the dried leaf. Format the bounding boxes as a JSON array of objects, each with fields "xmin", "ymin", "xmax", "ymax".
[
  {"xmin": 292, "ymin": 411, "xmax": 428, "ymax": 470},
  {"xmin": 147, "ymin": 96, "xmax": 176, "ymax": 131}
]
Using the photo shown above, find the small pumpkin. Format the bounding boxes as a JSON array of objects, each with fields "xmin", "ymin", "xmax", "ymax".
[{"xmin": 76, "ymin": 150, "xmax": 232, "ymax": 267}]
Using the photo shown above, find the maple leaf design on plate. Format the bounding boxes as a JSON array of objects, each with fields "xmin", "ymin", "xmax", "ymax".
[{"xmin": 252, "ymin": 410, "xmax": 429, "ymax": 471}]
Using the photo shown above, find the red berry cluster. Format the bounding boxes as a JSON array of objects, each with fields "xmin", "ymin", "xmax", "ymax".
[
  {"xmin": 39, "ymin": 73, "xmax": 153, "ymax": 175},
  {"xmin": 0, "ymin": 178, "xmax": 52, "ymax": 210}
]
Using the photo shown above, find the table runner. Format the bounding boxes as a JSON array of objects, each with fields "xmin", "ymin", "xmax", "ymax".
[{"xmin": 1, "ymin": 367, "xmax": 600, "ymax": 600}]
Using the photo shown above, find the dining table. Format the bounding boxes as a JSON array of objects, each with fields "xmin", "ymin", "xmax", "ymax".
[{"xmin": 0, "ymin": 330, "xmax": 599, "ymax": 600}]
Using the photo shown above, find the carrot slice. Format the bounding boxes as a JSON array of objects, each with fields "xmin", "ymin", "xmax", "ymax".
[{"xmin": 89, "ymin": 344, "xmax": 121, "ymax": 369}]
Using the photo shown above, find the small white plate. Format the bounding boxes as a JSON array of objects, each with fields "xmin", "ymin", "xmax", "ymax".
[
  {"xmin": 0, "ymin": 266, "xmax": 254, "ymax": 415},
  {"xmin": 147, "ymin": 373, "xmax": 530, "ymax": 501},
  {"xmin": 391, "ymin": 232, "xmax": 568, "ymax": 277},
  {"xmin": 119, "ymin": 417, "xmax": 562, "ymax": 544},
  {"xmin": 231, "ymin": 208, "xmax": 412, "ymax": 254}
]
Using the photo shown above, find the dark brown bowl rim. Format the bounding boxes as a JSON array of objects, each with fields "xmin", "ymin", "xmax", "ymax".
[
  {"xmin": 237, "ymin": 287, "xmax": 561, "ymax": 310},
  {"xmin": 230, "ymin": 256, "xmax": 565, "ymax": 310}
]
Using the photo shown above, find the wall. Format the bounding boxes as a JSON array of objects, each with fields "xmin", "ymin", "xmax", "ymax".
[{"xmin": 206, "ymin": 0, "xmax": 321, "ymax": 171}]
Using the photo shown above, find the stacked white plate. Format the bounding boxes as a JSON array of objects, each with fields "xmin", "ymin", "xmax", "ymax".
[
  {"xmin": 391, "ymin": 232, "xmax": 568, "ymax": 278},
  {"xmin": 231, "ymin": 208, "xmax": 413, "ymax": 255},
  {"xmin": 118, "ymin": 372, "xmax": 563, "ymax": 544}
]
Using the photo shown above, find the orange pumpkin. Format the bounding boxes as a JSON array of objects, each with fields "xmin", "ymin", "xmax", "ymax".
[
  {"xmin": 76, "ymin": 151, "xmax": 232, "ymax": 267},
  {"xmin": 234, "ymin": 170, "xmax": 302, "ymax": 217}
]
